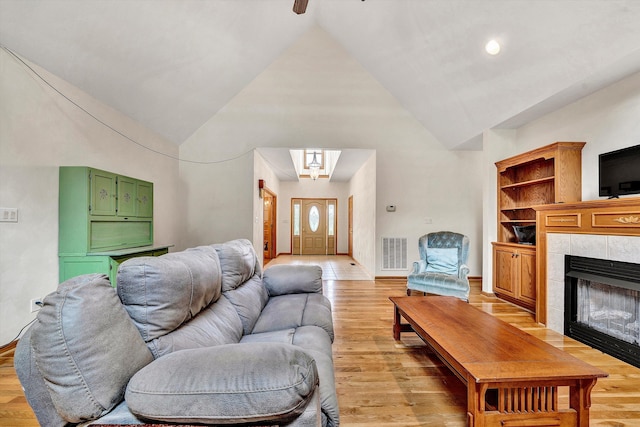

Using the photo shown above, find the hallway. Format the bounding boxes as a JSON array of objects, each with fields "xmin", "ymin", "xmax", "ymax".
[{"xmin": 265, "ymin": 255, "xmax": 372, "ymax": 281}]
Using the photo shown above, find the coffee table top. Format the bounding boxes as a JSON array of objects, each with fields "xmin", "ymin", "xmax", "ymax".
[{"xmin": 390, "ymin": 296, "xmax": 608, "ymax": 383}]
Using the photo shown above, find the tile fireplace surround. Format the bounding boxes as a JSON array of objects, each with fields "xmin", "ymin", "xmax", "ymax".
[
  {"xmin": 535, "ymin": 197, "xmax": 640, "ymax": 331},
  {"xmin": 546, "ymin": 232, "xmax": 640, "ymax": 333}
]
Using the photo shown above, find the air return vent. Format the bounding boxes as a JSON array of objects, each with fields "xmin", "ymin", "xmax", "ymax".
[{"xmin": 382, "ymin": 237, "xmax": 408, "ymax": 270}]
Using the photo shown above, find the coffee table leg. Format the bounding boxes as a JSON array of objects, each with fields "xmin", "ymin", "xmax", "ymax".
[
  {"xmin": 467, "ymin": 380, "xmax": 482, "ymax": 427},
  {"xmin": 571, "ymin": 378, "xmax": 597, "ymax": 427},
  {"xmin": 393, "ymin": 304, "xmax": 401, "ymax": 340}
]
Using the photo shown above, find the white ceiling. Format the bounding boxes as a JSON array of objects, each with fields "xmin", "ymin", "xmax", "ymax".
[{"xmin": 2, "ymin": 0, "xmax": 640, "ymax": 178}]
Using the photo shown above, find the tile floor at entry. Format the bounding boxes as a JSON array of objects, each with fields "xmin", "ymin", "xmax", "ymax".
[{"xmin": 265, "ymin": 255, "xmax": 371, "ymax": 281}]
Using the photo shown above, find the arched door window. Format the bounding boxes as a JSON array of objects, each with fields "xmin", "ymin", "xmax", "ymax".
[{"xmin": 309, "ymin": 206, "xmax": 320, "ymax": 232}]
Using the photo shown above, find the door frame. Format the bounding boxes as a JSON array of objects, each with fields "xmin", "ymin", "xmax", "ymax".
[{"xmin": 348, "ymin": 195, "xmax": 353, "ymax": 258}]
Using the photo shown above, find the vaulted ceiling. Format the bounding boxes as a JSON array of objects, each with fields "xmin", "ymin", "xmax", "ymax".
[{"xmin": 2, "ymin": 0, "xmax": 640, "ymax": 151}]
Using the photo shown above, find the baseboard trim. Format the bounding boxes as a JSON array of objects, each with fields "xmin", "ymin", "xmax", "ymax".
[
  {"xmin": 275, "ymin": 252, "xmax": 350, "ymax": 257},
  {"xmin": 0, "ymin": 340, "xmax": 17, "ymax": 356},
  {"xmin": 374, "ymin": 276, "xmax": 407, "ymax": 282},
  {"xmin": 375, "ymin": 275, "xmax": 482, "ymax": 281}
]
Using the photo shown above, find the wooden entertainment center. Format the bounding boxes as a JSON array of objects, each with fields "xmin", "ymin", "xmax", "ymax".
[
  {"xmin": 492, "ymin": 141, "xmax": 640, "ymax": 326},
  {"xmin": 492, "ymin": 142, "xmax": 585, "ymax": 312}
]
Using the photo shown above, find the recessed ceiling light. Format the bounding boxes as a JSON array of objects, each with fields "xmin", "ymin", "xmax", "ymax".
[{"xmin": 485, "ymin": 39, "xmax": 501, "ymax": 55}]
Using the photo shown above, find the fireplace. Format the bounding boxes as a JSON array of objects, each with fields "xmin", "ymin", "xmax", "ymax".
[{"xmin": 565, "ymin": 255, "xmax": 640, "ymax": 368}]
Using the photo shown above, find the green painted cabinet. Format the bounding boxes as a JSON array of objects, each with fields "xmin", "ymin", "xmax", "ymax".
[{"xmin": 59, "ymin": 167, "xmax": 169, "ymax": 285}]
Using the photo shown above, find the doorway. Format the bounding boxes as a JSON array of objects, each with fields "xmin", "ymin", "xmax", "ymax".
[
  {"xmin": 348, "ymin": 195, "xmax": 353, "ymax": 258},
  {"xmin": 263, "ymin": 189, "xmax": 277, "ymax": 261},
  {"xmin": 291, "ymin": 198, "xmax": 337, "ymax": 255}
]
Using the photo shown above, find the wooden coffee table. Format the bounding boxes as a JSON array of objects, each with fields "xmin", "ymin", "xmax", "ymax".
[{"xmin": 390, "ymin": 296, "xmax": 608, "ymax": 427}]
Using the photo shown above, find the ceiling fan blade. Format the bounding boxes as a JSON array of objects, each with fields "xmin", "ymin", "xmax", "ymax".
[{"xmin": 293, "ymin": 0, "xmax": 309, "ymax": 14}]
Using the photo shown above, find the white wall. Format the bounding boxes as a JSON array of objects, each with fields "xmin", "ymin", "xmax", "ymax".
[
  {"xmin": 375, "ymin": 146, "xmax": 483, "ymax": 277},
  {"xmin": 515, "ymin": 71, "xmax": 640, "ymax": 201},
  {"xmin": 254, "ymin": 150, "xmax": 281, "ymax": 265},
  {"xmin": 0, "ymin": 50, "xmax": 181, "ymax": 344},
  {"xmin": 482, "ymin": 71, "xmax": 640, "ymax": 294},
  {"xmin": 481, "ymin": 129, "xmax": 516, "ymax": 293},
  {"xmin": 179, "ymin": 25, "xmax": 484, "ymax": 278},
  {"xmin": 349, "ymin": 151, "xmax": 377, "ymax": 276}
]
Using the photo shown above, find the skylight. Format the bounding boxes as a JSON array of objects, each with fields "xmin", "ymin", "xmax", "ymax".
[{"xmin": 290, "ymin": 149, "xmax": 341, "ymax": 180}]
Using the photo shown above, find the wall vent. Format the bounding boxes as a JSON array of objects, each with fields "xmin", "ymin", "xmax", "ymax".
[{"xmin": 382, "ymin": 237, "xmax": 408, "ymax": 270}]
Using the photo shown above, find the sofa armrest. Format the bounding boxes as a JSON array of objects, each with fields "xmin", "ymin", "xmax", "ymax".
[
  {"xmin": 263, "ymin": 265, "xmax": 323, "ymax": 296},
  {"xmin": 126, "ymin": 343, "xmax": 319, "ymax": 424}
]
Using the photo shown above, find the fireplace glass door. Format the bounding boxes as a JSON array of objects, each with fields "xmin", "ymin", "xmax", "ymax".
[
  {"xmin": 576, "ymin": 279, "xmax": 640, "ymax": 345},
  {"xmin": 565, "ymin": 255, "xmax": 640, "ymax": 368}
]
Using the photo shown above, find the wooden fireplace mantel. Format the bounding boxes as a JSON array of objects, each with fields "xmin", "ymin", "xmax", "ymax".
[{"xmin": 534, "ymin": 197, "xmax": 640, "ymax": 325}]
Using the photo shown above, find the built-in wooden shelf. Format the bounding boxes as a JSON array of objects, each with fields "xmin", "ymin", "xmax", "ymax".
[
  {"xmin": 493, "ymin": 142, "xmax": 585, "ymax": 312},
  {"xmin": 501, "ymin": 176, "xmax": 555, "ymax": 190}
]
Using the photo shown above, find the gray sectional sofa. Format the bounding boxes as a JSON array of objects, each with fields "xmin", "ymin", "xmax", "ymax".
[{"xmin": 15, "ymin": 239, "xmax": 339, "ymax": 426}]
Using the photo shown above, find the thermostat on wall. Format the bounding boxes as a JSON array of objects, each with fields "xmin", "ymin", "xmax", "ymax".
[{"xmin": 386, "ymin": 205, "xmax": 396, "ymax": 212}]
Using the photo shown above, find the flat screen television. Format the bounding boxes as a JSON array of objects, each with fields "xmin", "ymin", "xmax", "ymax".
[{"xmin": 599, "ymin": 144, "xmax": 640, "ymax": 198}]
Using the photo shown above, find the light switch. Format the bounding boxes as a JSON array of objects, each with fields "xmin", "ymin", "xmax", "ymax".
[{"xmin": 0, "ymin": 208, "xmax": 18, "ymax": 222}]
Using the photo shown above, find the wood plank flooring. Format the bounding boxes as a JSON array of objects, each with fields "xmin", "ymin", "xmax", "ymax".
[{"xmin": 1, "ymin": 278, "xmax": 639, "ymax": 426}]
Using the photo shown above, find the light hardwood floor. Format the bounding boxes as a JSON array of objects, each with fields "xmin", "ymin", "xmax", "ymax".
[{"xmin": 1, "ymin": 277, "xmax": 639, "ymax": 426}]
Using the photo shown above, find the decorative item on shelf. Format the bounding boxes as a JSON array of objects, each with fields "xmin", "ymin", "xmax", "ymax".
[
  {"xmin": 512, "ymin": 225, "xmax": 536, "ymax": 245},
  {"xmin": 308, "ymin": 151, "xmax": 321, "ymax": 181},
  {"xmin": 258, "ymin": 179, "xmax": 265, "ymax": 198}
]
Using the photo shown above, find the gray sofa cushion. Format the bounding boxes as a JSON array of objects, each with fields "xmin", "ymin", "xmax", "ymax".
[
  {"xmin": 117, "ymin": 246, "xmax": 222, "ymax": 342},
  {"xmin": 252, "ymin": 293, "xmax": 334, "ymax": 342},
  {"xmin": 213, "ymin": 238, "xmax": 261, "ymax": 292},
  {"xmin": 241, "ymin": 326, "xmax": 336, "ymax": 427},
  {"xmin": 30, "ymin": 274, "xmax": 153, "ymax": 423},
  {"xmin": 125, "ymin": 343, "xmax": 318, "ymax": 424},
  {"xmin": 223, "ymin": 274, "xmax": 269, "ymax": 335},
  {"xmin": 241, "ymin": 326, "xmax": 333, "ymax": 359},
  {"xmin": 147, "ymin": 295, "xmax": 243, "ymax": 358},
  {"xmin": 263, "ymin": 264, "xmax": 323, "ymax": 296},
  {"xmin": 14, "ymin": 328, "xmax": 68, "ymax": 427}
]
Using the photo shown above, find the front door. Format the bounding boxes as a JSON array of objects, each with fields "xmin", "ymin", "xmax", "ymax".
[
  {"xmin": 302, "ymin": 200, "xmax": 326, "ymax": 255},
  {"xmin": 292, "ymin": 198, "xmax": 337, "ymax": 255}
]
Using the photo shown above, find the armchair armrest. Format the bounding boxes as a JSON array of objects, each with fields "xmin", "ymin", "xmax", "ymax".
[
  {"xmin": 263, "ymin": 265, "xmax": 323, "ymax": 296},
  {"xmin": 125, "ymin": 343, "xmax": 319, "ymax": 424},
  {"xmin": 411, "ymin": 260, "xmax": 427, "ymax": 275},
  {"xmin": 459, "ymin": 264, "xmax": 470, "ymax": 280}
]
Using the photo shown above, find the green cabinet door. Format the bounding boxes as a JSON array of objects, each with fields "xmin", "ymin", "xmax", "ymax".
[
  {"xmin": 137, "ymin": 181, "xmax": 153, "ymax": 218},
  {"xmin": 117, "ymin": 176, "xmax": 137, "ymax": 217},
  {"xmin": 90, "ymin": 169, "xmax": 116, "ymax": 216}
]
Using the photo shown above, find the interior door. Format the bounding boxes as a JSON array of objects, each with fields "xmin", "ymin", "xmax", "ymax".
[
  {"xmin": 302, "ymin": 200, "xmax": 326, "ymax": 255},
  {"xmin": 263, "ymin": 190, "xmax": 276, "ymax": 260}
]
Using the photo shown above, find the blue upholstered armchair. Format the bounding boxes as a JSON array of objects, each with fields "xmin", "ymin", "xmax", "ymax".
[{"xmin": 406, "ymin": 231, "xmax": 470, "ymax": 301}]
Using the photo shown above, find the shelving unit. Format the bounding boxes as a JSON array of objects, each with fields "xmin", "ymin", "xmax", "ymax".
[{"xmin": 493, "ymin": 142, "xmax": 585, "ymax": 312}]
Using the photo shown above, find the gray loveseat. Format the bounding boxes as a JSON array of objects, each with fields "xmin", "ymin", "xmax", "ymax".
[{"xmin": 15, "ymin": 239, "xmax": 339, "ymax": 426}]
